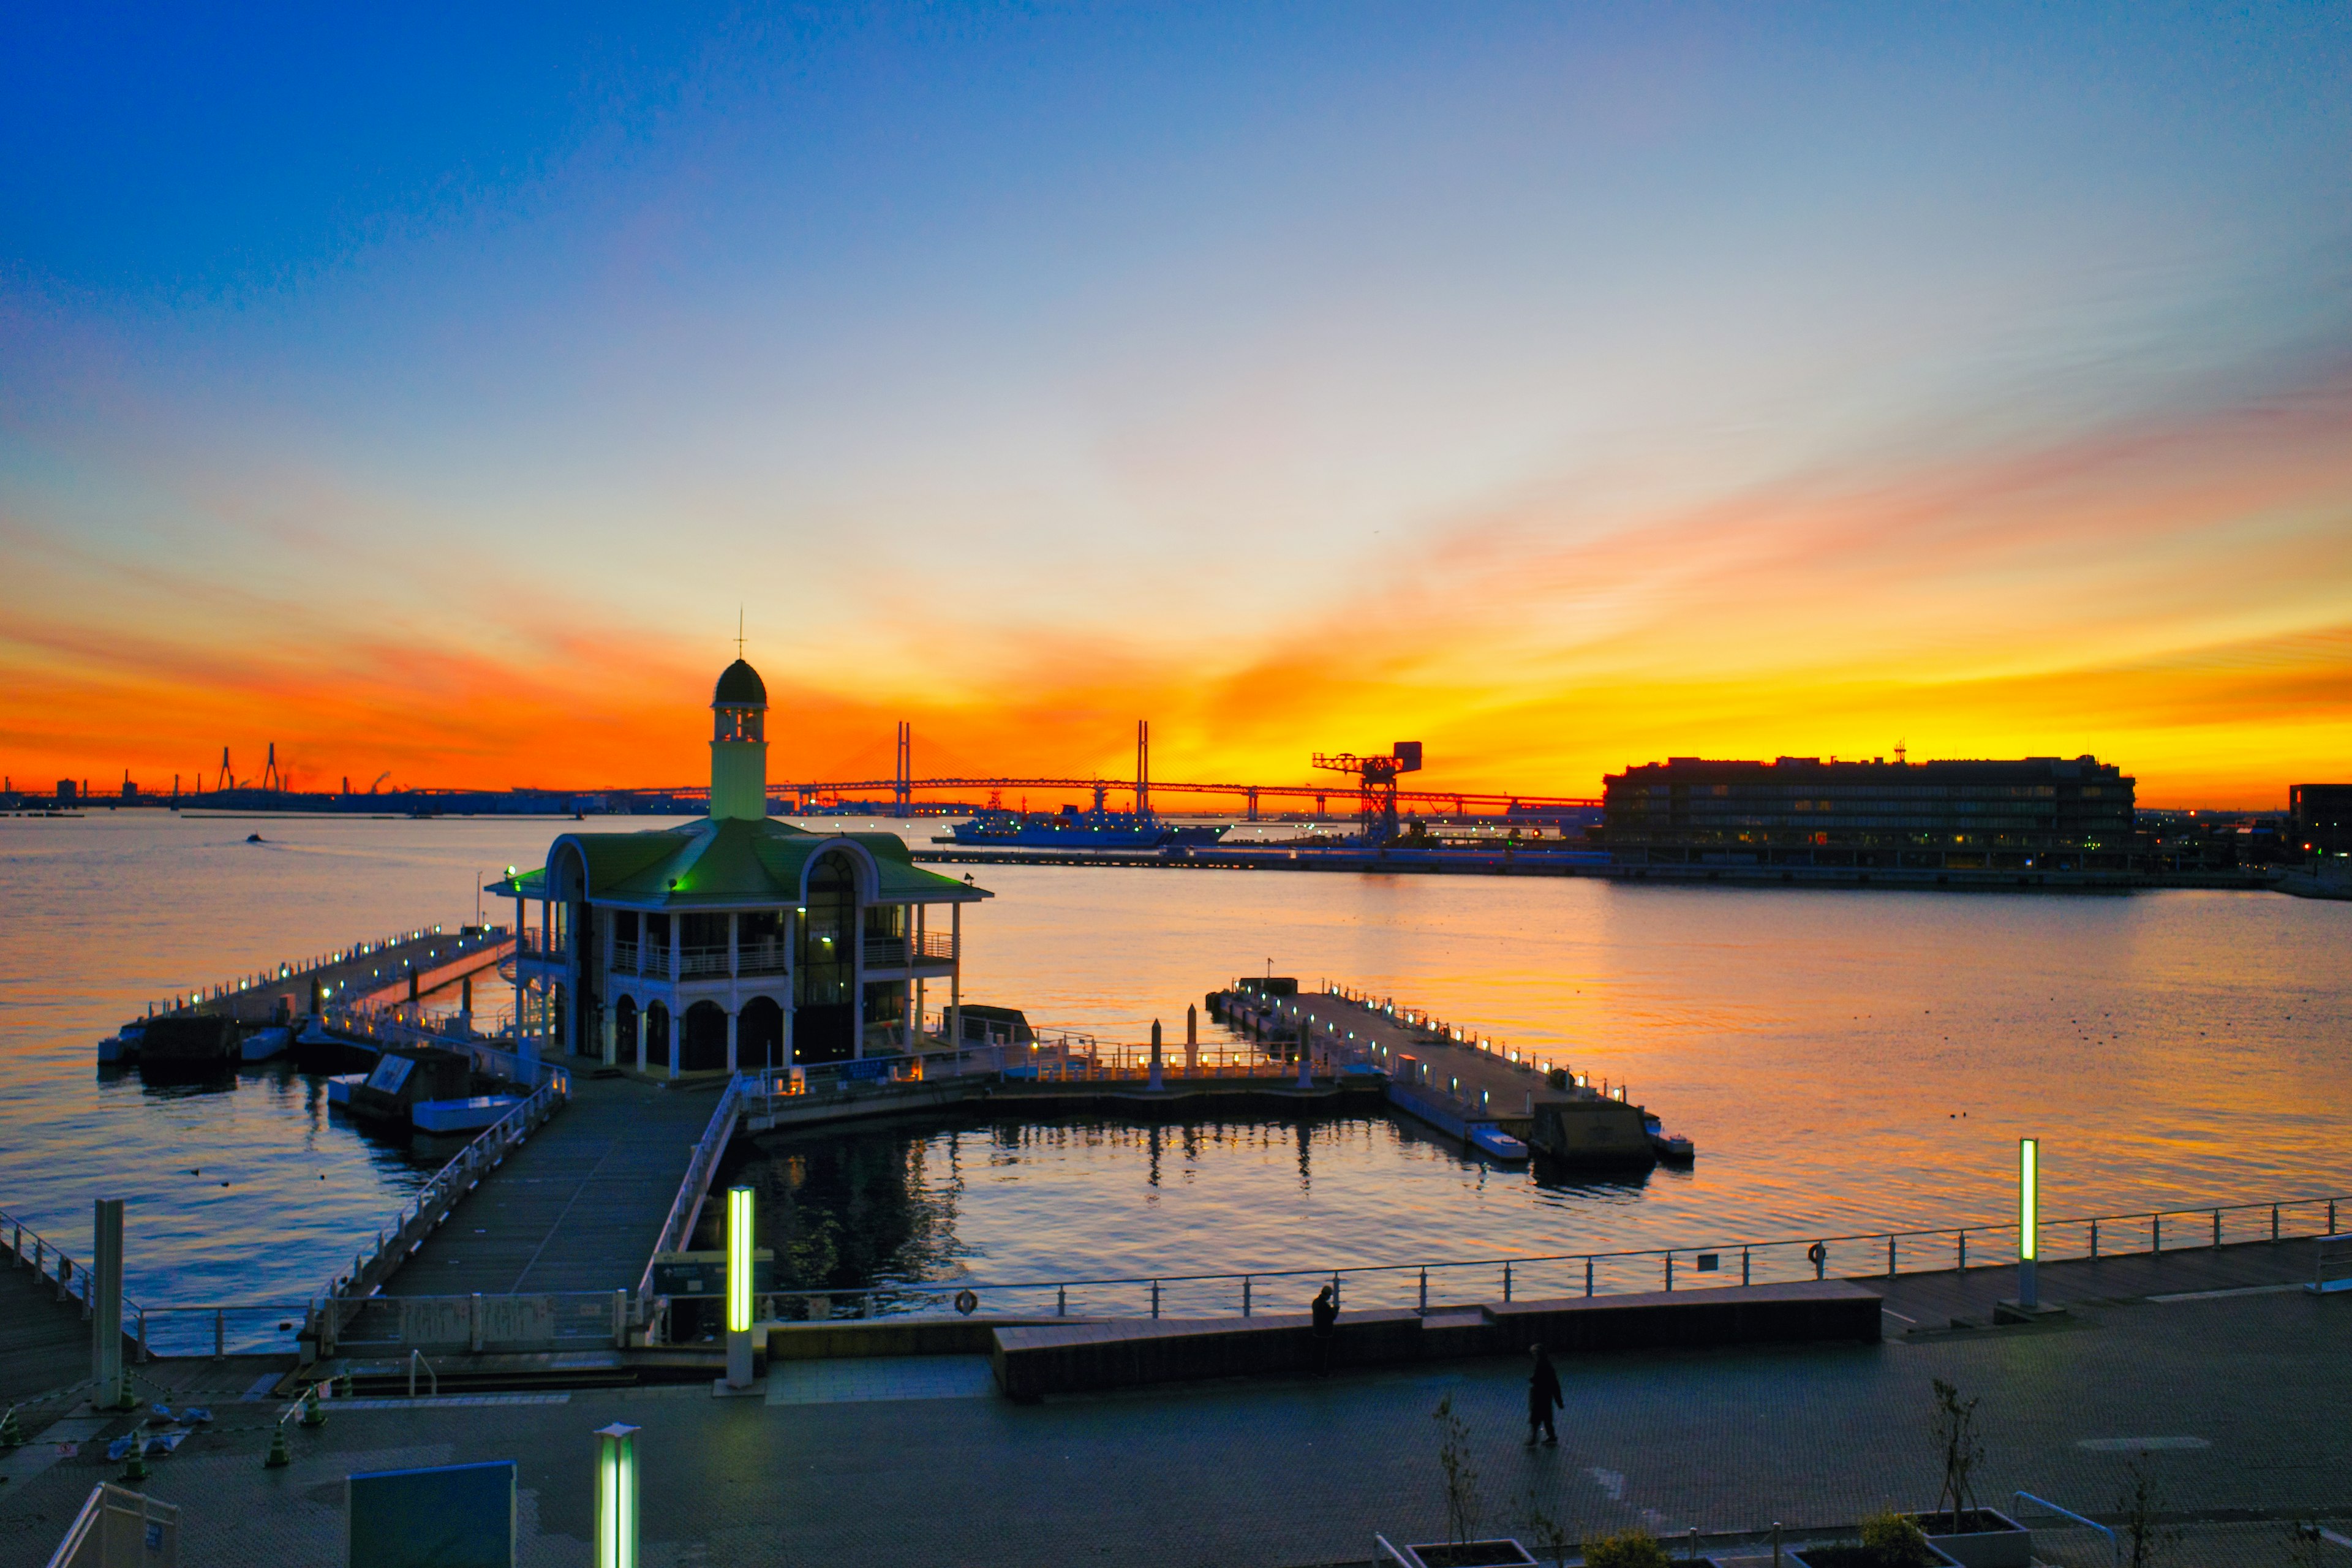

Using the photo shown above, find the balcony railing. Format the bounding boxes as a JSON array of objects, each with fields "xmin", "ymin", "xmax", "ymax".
[
  {"xmin": 863, "ymin": 932, "xmax": 956, "ymax": 968},
  {"xmin": 518, "ymin": 929, "xmax": 568, "ymax": 962}
]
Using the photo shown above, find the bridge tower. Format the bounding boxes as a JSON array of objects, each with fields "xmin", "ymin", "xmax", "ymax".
[{"xmin": 893, "ymin": 722, "xmax": 912, "ymax": 818}]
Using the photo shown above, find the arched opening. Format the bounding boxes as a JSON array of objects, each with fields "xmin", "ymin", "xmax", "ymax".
[
  {"xmin": 682, "ymin": 1000, "xmax": 729, "ymax": 1072},
  {"xmin": 739, "ymin": 996, "xmax": 784, "ymax": 1071},
  {"xmin": 645, "ymin": 1001, "xmax": 671, "ymax": 1069},
  {"xmin": 794, "ymin": 849, "xmax": 860, "ymax": 1063},
  {"xmin": 614, "ymin": 995, "xmax": 638, "ymax": 1066}
]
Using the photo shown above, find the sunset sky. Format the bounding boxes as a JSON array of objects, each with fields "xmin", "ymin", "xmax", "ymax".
[{"xmin": 3, "ymin": 5, "xmax": 2347, "ymax": 806}]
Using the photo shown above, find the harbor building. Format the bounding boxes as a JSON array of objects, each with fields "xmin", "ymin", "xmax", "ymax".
[
  {"xmin": 2291, "ymin": 783, "xmax": 2352, "ymax": 858},
  {"xmin": 1600, "ymin": 755, "xmax": 2136, "ymax": 874},
  {"xmin": 497, "ymin": 658, "xmax": 989, "ymax": 1076}
]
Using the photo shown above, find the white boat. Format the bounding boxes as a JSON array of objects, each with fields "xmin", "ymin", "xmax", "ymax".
[
  {"xmin": 241, "ymin": 1026, "xmax": 292, "ymax": 1062},
  {"xmin": 97, "ymin": 1024, "xmax": 146, "ymax": 1065},
  {"xmin": 410, "ymin": 1095, "xmax": 522, "ymax": 1134},
  {"xmin": 1468, "ymin": 1125, "xmax": 1529, "ymax": 1163},
  {"xmin": 325, "ymin": 1074, "xmax": 366, "ymax": 1107}
]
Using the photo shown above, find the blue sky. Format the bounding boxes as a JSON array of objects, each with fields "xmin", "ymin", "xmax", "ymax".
[{"xmin": 3, "ymin": 4, "xmax": 2348, "ymax": 799}]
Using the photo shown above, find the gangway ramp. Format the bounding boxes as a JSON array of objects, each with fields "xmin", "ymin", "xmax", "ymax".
[{"xmin": 375, "ymin": 1076, "xmax": 723, "ymax": 1297}]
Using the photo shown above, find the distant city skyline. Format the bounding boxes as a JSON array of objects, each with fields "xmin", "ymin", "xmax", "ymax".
[{"xmin": 4, "ymin": 6, "xmax": 2347, "ymax": 807}]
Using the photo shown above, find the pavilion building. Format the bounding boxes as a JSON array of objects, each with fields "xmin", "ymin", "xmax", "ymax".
[{"xmin": 497, "ymin": 658, "xmax": 989, "ymax": 1077}]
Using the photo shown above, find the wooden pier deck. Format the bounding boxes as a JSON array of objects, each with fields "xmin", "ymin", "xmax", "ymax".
[
  {"xmin": 1233, "ymin": 990, "xmax": 1566, "ymax": 1134},
  {"xmin": 163, "ymin": 927, "xmax": 511, "ymax": 1027},
  {"xmin": 377, "ymin": 1076, "xmax": 723, "ymax": 1297},
  {"xmin": 0, "ymin": 1257, "xmax": 93, "ymax": 1408}
]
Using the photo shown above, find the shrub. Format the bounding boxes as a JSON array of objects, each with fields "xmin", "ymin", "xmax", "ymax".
[
  {"xmin": 1860, "ymin": 1509, "xmax": 1936, "ymax": 1568},
  {"xmin": 1581, "ymin": 1528, "xmax": 1673, "ymax": 1568}
]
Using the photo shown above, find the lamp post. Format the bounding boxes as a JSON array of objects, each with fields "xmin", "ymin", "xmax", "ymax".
[
  {"xmin": 726, "ymin": 1185, "xmax": 755, "ymax": 1389},
  {"xmin": 595, "ymin": 1422, "xmax": 639, "ymax": 1568},
  {"xmin": 2018, "ymin": 1137, "xmax": 2038, "ymax": 1310}
]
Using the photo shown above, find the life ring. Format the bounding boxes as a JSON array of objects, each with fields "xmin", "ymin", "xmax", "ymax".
[
  {"xmin": 954, "ymin": 1289, "xmax": 979, "ymax": 1316},
  {"xmin": 1806, "ymin": 1242, "xmax": 1826, "ymax": 1267}
]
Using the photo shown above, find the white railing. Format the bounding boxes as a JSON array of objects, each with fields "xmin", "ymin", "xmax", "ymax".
[
  {"xmin": 634, "ymin": 1075, "xmax": 750, "ymax": 1327},
  {"xmin": 314, "ymin": 1069, "xmax": 571, "ymax": 1353}
]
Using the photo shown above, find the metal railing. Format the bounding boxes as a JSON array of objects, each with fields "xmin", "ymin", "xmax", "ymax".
[
  {"xmin": 333, "ymin": 1289, "xmax": 635, "ymax": 1354},
  {"xmin": 635, "ymin": 1076, "xmax": 751, "ymax": 1329},
  {"xmin": 737, "ymin": 1188, "xmax": 2352, "ymax": 1324},
  {"xmin": 315, "ymin": 1068, "xmax": 572, "ymax": 1353},
  {"xmin": 862, "ymin": 932, "xmax": 956, "ymax": 968},
  {"xmin": 2011, "ymin": 1492, "xmax": 2118, "ymax": 1568}
]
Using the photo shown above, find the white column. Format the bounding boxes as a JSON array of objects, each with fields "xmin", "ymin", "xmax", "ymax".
[
  {"xmin": 601, "ymin": 1007, "xmax": 617, "ymax": 1068},
  {"xmin": 949, "ymin": 903, "xmax": 962, "ymax": 1051},
  {"xmin": 668, "ymin": 919, "xmax": 682, "ymax": 1081},
  {"xmin": 726, "ymin": 1009, "xmax": 739, "ymax": 1074},
  {"xmin": 633, "ymin": 1003, "xmax": 646, "ymax": 1072}
]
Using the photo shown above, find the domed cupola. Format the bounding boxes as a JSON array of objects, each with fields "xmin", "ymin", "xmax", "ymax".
[{"xmin": 709, "ymin": 658, "xmax": 769, "ymax": 820}]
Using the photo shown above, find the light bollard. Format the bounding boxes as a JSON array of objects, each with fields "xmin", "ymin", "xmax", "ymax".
[
  {"xmin": 725, "ymin": 1185, "xmax": 755, "ymax": 1389},
  {"xmin": 1148, "ymin": 1019, "xmax": 1163, "ymax": 1093},
  {"xmin": 595, "ymin": 1422, "xmax": 641, "ymax": 1568},
  {"xmin": 2018, "ymin": 1137, "xmax": 2039, "ymax": 1309}
]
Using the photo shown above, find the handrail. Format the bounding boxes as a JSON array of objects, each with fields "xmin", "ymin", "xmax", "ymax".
[
  {"xmin": 735, "ymin": 1186, "xmax": 2352, "ymax": 1318},
  {"xmin": 314, "ymin": 1067, "xmax": 571, "ymax": 1350},
  {"xmin": 635, "ymin": 1075, "xmax": 750, "ymax": 1325},
  {"xmin": 2012, "ymin": 1491, "xmax": 2118, "ymax": 1568},
  {"xmin": 407, "ymin": 1349, "xmax": 438, "ymax": 1398}
]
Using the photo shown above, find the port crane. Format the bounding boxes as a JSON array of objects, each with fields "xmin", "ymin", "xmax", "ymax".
[{"xmin": 1311, "ymin": 742, "xmax": 1423, "ymax": 845}]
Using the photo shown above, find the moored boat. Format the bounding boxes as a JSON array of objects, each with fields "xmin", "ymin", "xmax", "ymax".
[
  {"xmin": 240, "ymin": 1025, "xmax": 292, "ymax": 1062},
  {"xmin": 941, "ymin": 806, "xmax": 1228, "ymax": 850},
  {"xmin": 1468, "ymin": 1124, "xmax": 1529, "ymax": 1163},
  {"xmin": 97, "ymin": 1022, "xmax": 147, "ymax": 1064}
]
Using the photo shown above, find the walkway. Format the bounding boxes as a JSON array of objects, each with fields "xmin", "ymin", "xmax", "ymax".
[
  {"xmin": 6, "ymin": 1240, "xmax": 2345, "ymax": 1568},
  {"xmin": 0, "ymin": 1259, "xmax": 92, "ymax": 1408},
  {"xmin": 378, "ymin": 1075, "xmax": 724, "ymax": 1297}
]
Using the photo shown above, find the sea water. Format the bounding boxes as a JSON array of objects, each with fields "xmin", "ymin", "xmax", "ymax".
[{"xmin": 2, "ymin": 813, "xmax": 2345, "ymax": 1341}]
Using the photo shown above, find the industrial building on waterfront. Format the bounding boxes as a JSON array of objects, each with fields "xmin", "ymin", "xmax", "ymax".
[{"xmin": 1600, "ymin": 755, "xmax": 2141, "ymax": 878}]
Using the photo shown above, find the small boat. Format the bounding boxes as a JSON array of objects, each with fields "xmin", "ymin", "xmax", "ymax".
[
  {"xmin": 240, "ymin": 1026, "xmax": 292, "ymax": 1062},
  {"xmin": 1644, "ymin": 1115, "xmax": 1695, "ymax": 1163},
  {"xmin": 410, "ymin": 1095, "xmax": 523, "ymax": 1134},
  {"xmin": 245, "ymin": 833, "xmax": 265, "ymax": 843},
  {"xmin": 325, "ymin": 1074, "xmax": 366, "ymax": 1107},
  {"xmin": 98, "ymin": 1023, "xmax": 146, "ymax": 1064},
  {"xmin": 1469, "ymin": 1125, "xmax": 1529, "ymax": 1163}
]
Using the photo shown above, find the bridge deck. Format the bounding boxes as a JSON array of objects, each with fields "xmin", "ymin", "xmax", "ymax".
[
  {"xmin": 0, "ymin": 1257, "xmax": 94, "ymax": 1408},
  {"xmin": 379, "ymin": 1076, "xmax": 724, "ymax": 1297}
]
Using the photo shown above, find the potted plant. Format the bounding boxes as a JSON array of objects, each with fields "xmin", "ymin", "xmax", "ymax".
[
  {"xmin": 1905, "ymin": 1381, "xmax": 2030, "ymax": 1568},
  {"xmin": 1392, "ymin": 1396, "xmax": 1538, "ymax": 1568},
  {"xmin": 1788, "ymin": 1510, "xmax": 1965, "ymax": 1568}
]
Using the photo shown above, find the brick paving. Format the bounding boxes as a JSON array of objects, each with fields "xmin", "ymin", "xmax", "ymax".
[{"xmin": 2, "ymin": 1262, "xmax": 2345, "ymax": 1567}]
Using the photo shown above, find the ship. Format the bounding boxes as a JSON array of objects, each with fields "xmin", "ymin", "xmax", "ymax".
[{"xmin": 938, "ymin": 805, "xmax": 1229, "ymax": 850}]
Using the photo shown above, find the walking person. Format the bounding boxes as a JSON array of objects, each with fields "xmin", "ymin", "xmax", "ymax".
[
  {"xmin": 1526, "ymin": 1343, "xmax": 1561, "ymax": 1446},
  {"xmin": 1310, "ymin": 1283, "xmax": 1338, "ymax": 1376}
]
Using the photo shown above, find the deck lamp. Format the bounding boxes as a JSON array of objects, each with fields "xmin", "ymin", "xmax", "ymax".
[
  {"xmin": 725, "ymin": 1184, "xmax": 755, "ymax": 1387},
  {"xmin": 595, "ymin": 1422, "xmax": 639, "ymax": 1568},
  {"xmin": 2018, "ymin": 1138, "xmax": 2039, "ymax": 1308}
]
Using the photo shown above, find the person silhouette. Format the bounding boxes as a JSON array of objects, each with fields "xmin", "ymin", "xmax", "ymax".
[
  {"xmin": 1310, "ymin": 1284, "xmax": 1338, "ymax": 1376},
  {"xmin": 1526, "ymin": 1343, "xmax": 1562, "ymax": 1446}
]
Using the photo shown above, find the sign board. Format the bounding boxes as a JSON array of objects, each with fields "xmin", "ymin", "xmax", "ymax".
[
  {"xmin": 840, "ymin": 1057, "xmax": 894, "ymax": 1083},
  {"xmin": 363, "ymin": 1054, "xmax": 415, "ymax": 1095},
  {"xmin": 651, "ymin": 1248, "xmax": 774, "ymax": 1298},
  {"xmin": 397, "ymin": 1295, "xmax": 554, "ymax": 1348},
  {"xmin": 349, "ymin": 1460, "xmax": 515, "ymax": 1568}
]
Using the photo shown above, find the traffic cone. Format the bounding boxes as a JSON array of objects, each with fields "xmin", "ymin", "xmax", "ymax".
[
  {"xmin": 0, "ymin": 1406, "xmax": 24, "ymax": 1450},
  {"xmin": 300, "ymin": 1387, "xmax": 325, "ymax": 1428},
  {"xmin": 121, "ymin": 1442, "xmax": 150, "ymax": 1483},
  {"xmin": 336, "ymin": 1373, "xmax": 353, "ymax": 1400},
  {"xmin": 264, "ymin": 1423, "xmax": 290, "ymax": 1468}
]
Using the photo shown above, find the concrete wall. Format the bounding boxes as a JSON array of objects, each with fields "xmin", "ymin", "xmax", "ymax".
[{"xmin": 990, "ymin": 1281, "xmax": 1882, "ymax": 1400}]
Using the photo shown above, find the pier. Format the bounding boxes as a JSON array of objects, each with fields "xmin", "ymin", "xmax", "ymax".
[{"xmin": 131, "ymin": 926, "xmax": 512, "ymax": 1028}]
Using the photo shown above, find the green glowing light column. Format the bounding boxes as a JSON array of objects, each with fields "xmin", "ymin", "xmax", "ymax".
[
  {"xmin": 595, "ymin": 1422, "xmax": 640, "ymax": 1568},
  {"xmin": 2018, "ymin": 1138, "xmax": 2038, "ymax": 1310},
  {"xmin": 726, "ymin": 1185, "xmax": 755, "ymax": 1389}
]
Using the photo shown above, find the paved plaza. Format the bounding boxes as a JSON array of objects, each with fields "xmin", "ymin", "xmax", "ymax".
[{"xmin": 2, "ymin": 1262, "xmax": 2346, "ymax": 1567}]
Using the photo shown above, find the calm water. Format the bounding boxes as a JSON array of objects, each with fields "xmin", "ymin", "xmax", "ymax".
[{"xmin": 3, "ymin": 813, "xmax": 2347, "ymax": 1340}]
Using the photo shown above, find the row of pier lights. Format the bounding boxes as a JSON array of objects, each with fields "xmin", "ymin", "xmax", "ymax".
[
  {"xmin": 135, "ymin": 924, "xmax": 495, "ymax": 1017},
  {"xmin": 1306, "ymin": 981, "xmax": 1626, "ymax": 1099}
]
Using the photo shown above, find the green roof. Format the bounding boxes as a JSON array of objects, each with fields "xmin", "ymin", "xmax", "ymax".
[{"xmin": 490, "ymin": 816, "xmax": 988, "ymax": 908}]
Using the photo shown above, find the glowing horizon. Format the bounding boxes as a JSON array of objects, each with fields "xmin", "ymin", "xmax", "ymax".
[{"xmin": 4, "ymin": 7, "xmax": 2347, "ymax": 809}]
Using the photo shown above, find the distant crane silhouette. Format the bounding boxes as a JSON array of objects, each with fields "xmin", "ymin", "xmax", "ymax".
[
  {"xmin": 213, "ymin": 747, "xmax": 233, "ymax": 792},
  {"xmin": 1311, "ymin": 742, "xmax": 1425, "ymax": 845}
]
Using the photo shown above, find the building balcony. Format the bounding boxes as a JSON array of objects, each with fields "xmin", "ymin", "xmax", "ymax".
[{"xmin": 862, "ymin": 932, "xmax": 956, "ymax": 970}]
